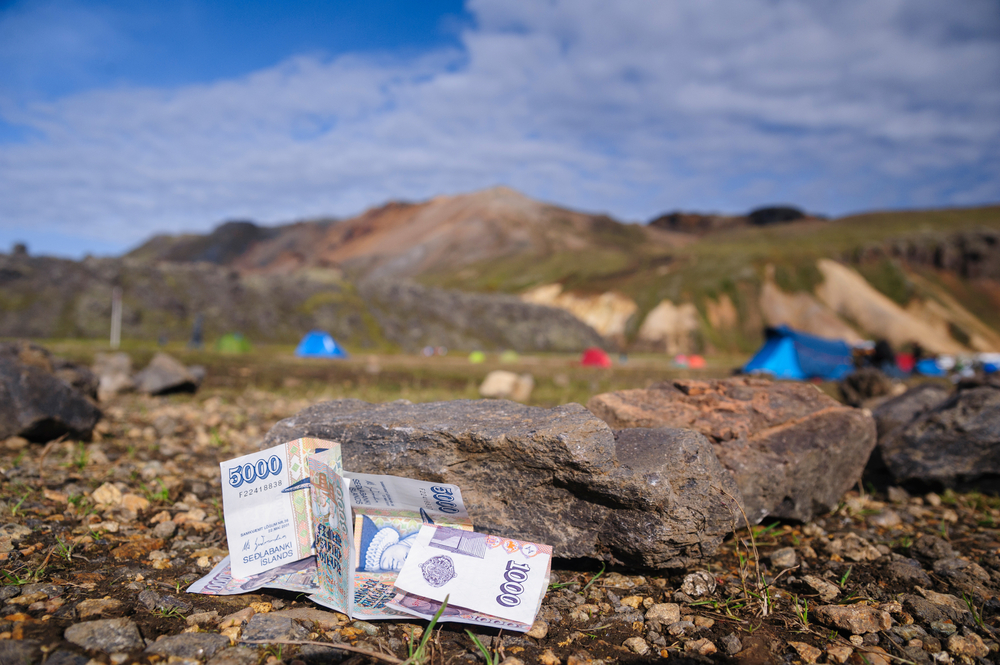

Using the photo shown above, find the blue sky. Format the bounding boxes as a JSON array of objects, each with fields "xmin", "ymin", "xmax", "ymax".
[{"xmin": 1, "ymin": 0, "xmax": 998, "ymax": 258}]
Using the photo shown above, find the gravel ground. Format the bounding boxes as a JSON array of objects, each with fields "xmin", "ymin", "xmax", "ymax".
[{"xmin": 2, "ymin": 390, "xmax": 999, "ymax": 665}]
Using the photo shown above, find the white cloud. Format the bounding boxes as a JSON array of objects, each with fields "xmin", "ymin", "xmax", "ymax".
[{"xmin": 0, "ymin": 0, "xmax": 998, "ymax": 256}]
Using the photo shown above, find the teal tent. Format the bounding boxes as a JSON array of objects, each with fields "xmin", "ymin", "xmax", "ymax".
[
  {"xmin": 743, "ymin": 326, "xmax": 854, "ymax": 381},
  {"xmin": 295, "ymin": 331, "xmax": 348, "ymax": 359}
]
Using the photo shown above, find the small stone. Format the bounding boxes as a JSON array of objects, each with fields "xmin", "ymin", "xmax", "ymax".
[
  {"xmin": 815, "ymin": 605, "xmax": 892, "ymax": 634},
  {"xmin": 947, "ymin": 633, "xmax": 988, "ymax": 659},
  {"xmin": 64, "ymin": 618, "xmax": 144, "ymax": 653},
  {"xmin": 121, "ymin": 494, "xmax": 150, "ymax": 513},
  {"xmin": 186, "ymin": 611, "xmax": 219, "ymax": 626},
  {"xmin": 239, "ymin": 614, "xmax": 309, "ymax": 645},
  {"xmin": 694, "ymin": 615, "xmax": 714, "ymax": 629},
  {"xmin": 915, "ymin": 587, "xmax": 970, "ymax": 614},
  {"xmin": 685, "ymin": 638, "xmax": 717, "ymax": 656},
  {"xmin": 849, "ymin": 635, "xmax": 864, "ymax": 647},
  {"xmin": 644, "ymin": 603, "xmax": 680, "ymax": 625},
  {"xmin": 930, "ymin": 621, "xmax": 957, "ymax": 637},
  {"xmin": 720, "ymin": 633, "xmax": 742, "ymax": 655},
  {"xmin": 887, "ymin": 487, "xmax": 909, "ymax": 503},
  {"xmin": 1, "ymin": 640, "xmax": 43, "ymax": 665},
  {"xmin": 526, "ymin": 620, "xmax": 549, "ymax": 639},
  {"xmin": 666, "ymin": 620, "xmax": 696, "ymax": 637},
  {"xmin": 803, "ymin": 575, "xmax": 840, "ymax": 602},
  {"xmin": 925, "ymin": 493, "xmax": 941, "ymax": 507},
  {"xmin": 849, "ymin": 646, "xmax": 891, "ymax": 665},
  {"xmin": 152, "ymin": 520, "xmax": 177, "ymax": 538},
  {"xmin": 207, "ymin": 647, "xmax": 259, "ymax": 665},
  {"xmin": 219, "ymin": 608, "xmax": 255, "ymax": 629},
  {"xmin": 351, "ymin": 620, "xmax": 378, "ymax": 636},
  {"xmin": 499, "ymin": 658, "xmax": 524, "ymax": 665},
  {"xmin": 770, "ymin": 547, "xmax": 797, "ymax": 569},
  {"xmin": 623, "ymin": 637, "xmax": 649, "ymax": 655},
  {"xmin": 826, "ymin": 533, "xmax": 882, "ymax": 562},
  {"xmin": 869, "ymin": 510, "xmax": 901, "ymax": 528},
  {"xmin": 826, "ymin": 644, "xmax": 853, "ymax": 663},
  {"xmin": 618, "ymin": 595, "xmax": 642, "ymax": 609},
  {"xmin": 91, "ymin": 483, "xmax": 123, "ymax": 507},
  {"xmin": 680, "ymin": 570, "xmax": 716, "ymax": 597},
  {"xmin": 76, "ymin": 598, "xmax": 122, "ymax": 619},
  {"xmin": 789, "ymin": 641, "xmax": 822, "ymax": 663},
  {"xmin": 538, "ymin": 649, "xmax": 560, "ymax": 665},
  {"xmin": 146, "ymin": 633, "xmax": 230, "ymax": 660},
  {"xmin": 111, "ymin": 538, "xmax": 164, "ymax": 560},
  {"xmin": 269, "ymin": 608, "xmax": 344, "ymax": 631},
  {"xmin": 892, "ymin": 625, "xmax": 928, "ymax": 641}
]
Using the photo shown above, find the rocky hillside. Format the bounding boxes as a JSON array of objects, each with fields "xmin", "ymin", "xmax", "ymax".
[{"xmin": 0, "ymin": 253, "xmax": 605, "ymax": 352}]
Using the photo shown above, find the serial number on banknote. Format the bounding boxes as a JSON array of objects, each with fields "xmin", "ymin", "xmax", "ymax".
[{"xmin": 237, "ymin": 480, "xmax": 283, "ymax": 498}]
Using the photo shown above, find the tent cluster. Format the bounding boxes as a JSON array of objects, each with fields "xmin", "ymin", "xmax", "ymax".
[{"xmin": 742, "ymin": 325, "xmax": 1000, "ymax": 381}]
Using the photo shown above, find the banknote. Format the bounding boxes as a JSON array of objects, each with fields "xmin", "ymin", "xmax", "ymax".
[
  {"xmin": 308, "ymin": 447, "xmax": 355, "ymax": 616},
  {"xmin": 220, "ymin": 437, "xmax": 329, "ymax": 578},
  {"xmin": 392, "ymin": 524, "xmax": 552, "ymax": 625},
  {"xmin": 386, "ymin": 583, "xmax": 550, "ymax": 633},
  {"xmin": 187, "ymin": 555, "xmax": 319, "ymax": 595},
  {"xmin": 309, "ymin": 477, "xmax": 473, "ymax": 619}
]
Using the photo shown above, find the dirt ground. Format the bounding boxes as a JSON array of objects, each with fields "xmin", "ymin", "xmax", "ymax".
[{"xmin": 2, "ymin": 352, "xmax": 999, "ymax": 665}]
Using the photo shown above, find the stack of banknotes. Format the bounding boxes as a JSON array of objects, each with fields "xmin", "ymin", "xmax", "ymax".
[{"xmin": 188, "ymin": 437, "xmax": 552, "ymax": 631}]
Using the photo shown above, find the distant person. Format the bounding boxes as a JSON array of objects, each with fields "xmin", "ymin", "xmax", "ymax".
[{"xmin": 189, "ymin": 314, "xmax": 204, "ymax": 349}]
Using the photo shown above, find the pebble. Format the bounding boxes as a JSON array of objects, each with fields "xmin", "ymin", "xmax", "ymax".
[
  {"xmin": 207, "ymin": 647, "xmax": 259, "ymax": 665},
  {"xmin": 770, "ymin": 547, "xmax": 797, "ymax": 569},
  {"xmin": 814, "ymin": 605, "xmax": 892, "ymax": 634},
  {"xmin": 91, "ymin": 483, "xmax": 123, "ymax": 507},
  {"xmin": 720, "ymin": 633, "xmax": 742, "ymax": 655},
  {"xmin": 526, "ymin": 620, "xmax": 549, "ymax": 639},
  {"xmin": 684, "ymin": 638, "xmax": 717, "ymax": 656},
  {"xmin": 643, "ymin": 603, "xmax": 680, "ymax": 625},
  {"xmin": 826, "ymin": 644, "xmax": 853, "ymax": 663},
  {"xmin": 269, "ymin": 608, "xmax": 343, "ymax": 630},
  {"xmin": 0, "ymin": 640, "xmax": 42, "ymax": 663},
  {"xmin": 789, "ymin": 641, "xmax": 822, "ymax": 663},
  {"xmin": 152, "ymin": 520, "xmax": 177, "ymax": 538},
  {"xmin": 680, "ymin": 570, "xmax": 716, "ymax": 597},
  {"xmin": 929, "ymin": 620, "xmax": 957, "ymax": 636},
  {"xmin": 75, "ymin": 598, "xmax": 122, "ymax": 619},
  {"xmin": 146, "ymin": 633, "xmax": 231, "ymax": 659},
  {"xmin": 43, "ymin": 650, "xmax": 89, "ymax": 665},
  {"xmin": 64, "ymin": 618, "xmax": 144, "ymax": 653},
  {"xmin": 802, "ymin": 574, "xmax": 840, "ymax": 602},
  {"xmin": 182, "ymin": 612, "xmax": 217, "ymax": 628},
  {"xmin": 351, "ymin": 619, "xmax": 378, "ymax": 636},
  {"xmin": 947, "ymin": 633, "xmax": 988, "ymax": 659},
  {"xmin": 239, "ymin": 614, "xmax": 309, "ymax": 645},
  {"xmin": 539, "ymin": 649, "xmax": 560, "ymax": 665},
  {"xmin": 622, "ymin": 637, "xmax": 649, "ymax": 655},
  {"xmin": 666, "ymin": 620, "xmax": 696, "ymax": 637}
]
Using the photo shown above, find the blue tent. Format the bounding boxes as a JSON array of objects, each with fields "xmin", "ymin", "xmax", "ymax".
[
  {"xmin": 743, "ymin": 325, "xmax": 854, "ymax": 381},
  {"xmin": 295, "ymin": 330, "xmax": 349, "ymax": 359}
]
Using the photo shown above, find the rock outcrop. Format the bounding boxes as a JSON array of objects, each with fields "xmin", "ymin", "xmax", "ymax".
[
  {"xmin": 587, "ymin": 378, "xmax": 878, "ymax": 523},
  {"xmin": 262, "ymin": 399, "xmax": 743, "ymax": 569},
  {"xmin": 0, "ymin": 342, "xmax": 102, "ymax": 442}
]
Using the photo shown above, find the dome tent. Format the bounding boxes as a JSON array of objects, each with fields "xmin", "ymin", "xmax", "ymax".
[{"xmin": 295, "ymin": 330, "xmax": 348, "ymax": 359}]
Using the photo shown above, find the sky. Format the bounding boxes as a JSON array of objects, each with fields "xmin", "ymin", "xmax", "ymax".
[{"xmin": 0, "ymin": 0, "xmax": 998, "ymax": 258}]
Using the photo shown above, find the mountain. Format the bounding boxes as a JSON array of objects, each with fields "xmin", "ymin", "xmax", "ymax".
[
  {"xmin": 14, "ymin": 187, "xmax": 1000, "ymax": 355},
  {"xmin": 127, "ymin": 186, "xmax": 681, "ymax": 281}
]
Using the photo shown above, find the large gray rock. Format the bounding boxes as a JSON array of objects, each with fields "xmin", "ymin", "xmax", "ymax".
[
  {"xmin": 587, "ymin": 378, "xmax": 878, "ymax": 523},
  {"xmin": 865, "ymin": 383, "xmax": 951, "ymax": 485},
  {"xmin": 0, "ymin": 343, "xmax": 102, "ymax": 442},
  {"xmin": 133, "ymin": 352, "xmax": 200, "ymax": 395},
  {"xmin": 880, "ymin": 384, "xmax": 1000, "ymax": 491},
  {"xmin": 262, "ymin": 399, "xmax": 743, "ymax": 569}
]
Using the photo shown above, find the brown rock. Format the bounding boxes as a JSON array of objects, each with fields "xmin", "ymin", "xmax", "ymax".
[
  {"xmin": 587, "ymin": 377, "xmax": 877, "ymax": 522},
  {"xmin": 111, "ymin": 537, "xmax": 165, "ymax": 560},
  {"xmin": 788, "ymin": 641, "xmax": 822, "ymax": 664},
  {"xmin": 814, "ymin": 605, "xmax": 892, "ymax": 634},
  {"xmin": 76, "ymin": 598, "xmax": 123, "ymax": 619},
  {"xmin": 947, "ymin": 633, "xmax": 988, "ymax": 659}
]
